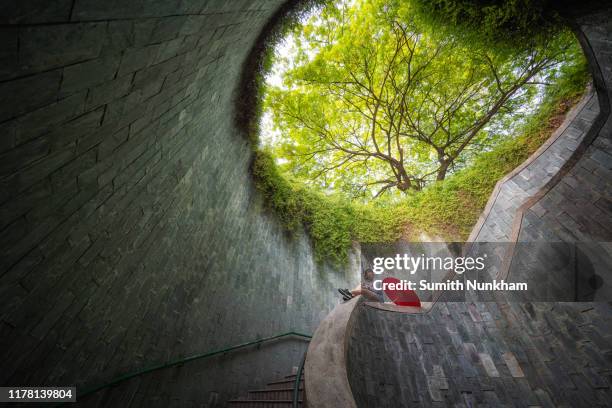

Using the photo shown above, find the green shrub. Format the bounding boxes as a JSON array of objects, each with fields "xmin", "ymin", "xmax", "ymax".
[
  {"xmin": 252, "ymin": 150, "xmax": 357, "ymax": 264},
  {"xmin": 409, "ymin": 0, "xmax": 565, "ymax": 50}
]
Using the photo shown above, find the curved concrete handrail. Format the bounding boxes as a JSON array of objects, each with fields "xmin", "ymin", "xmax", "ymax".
[
  {"xmin": 363, "ymin": 301, "xmax": 432, "ymax": 313},
  {"xmin": 478, "ymin": 87, "xmax": 600, "ymax": 281},
  {"xmin": 467, "ymin": 85, "xmax": 595, "ymax": 243},
  {"xmin": 361, "ymin": 85, "xmax": 599, "ymax": 316},
  {"xmin": 305, "ymin": 83, "xmax": 602, "ymax": 402},
  {"xmin": 304, "ymin": 297, "xmax": 359, "ymax": 408}
]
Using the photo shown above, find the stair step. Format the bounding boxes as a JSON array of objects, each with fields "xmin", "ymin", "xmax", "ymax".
[
  {"xmin": 227, "ymin": 400, "xmax": 303, "ymax": 407},
  {"xmin": 266, "ymin": 379, "xmax": 303, "ymax": 389},
  {"xmin": 249, "ymin": 389, "xmax": 303, "ymax": 400}
]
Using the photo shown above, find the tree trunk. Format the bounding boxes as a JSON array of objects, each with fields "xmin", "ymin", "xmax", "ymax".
[
  {"xmin": 395, "ymin": 162, "xmax": 416, "ymax": 192},
  {"xmin": 437, "ymin": 159, "xmax": 450, "ymax": 181}
]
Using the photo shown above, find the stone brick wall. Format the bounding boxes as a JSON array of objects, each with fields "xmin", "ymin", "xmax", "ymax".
[
  {"xmin": 464, "ymin": 4, "xmax": 612, "ymax": 297},
  {"xmin": 345, "ymin": 4, "xmax": 612, "ymax": 407},
  {"xmin": 468, "ymin": 90, "xmax": 600, "ymax": 243},
  {"xmin": 0, "ymin": 1, "xmax": 359, "ymax": 406},
  {"xmin": 520, "ymin": 8, "xmax": 612, "ymax": 245},
  {"xmin": 347, "ymin": 301, "xmax": 612, "ymax": 407}
]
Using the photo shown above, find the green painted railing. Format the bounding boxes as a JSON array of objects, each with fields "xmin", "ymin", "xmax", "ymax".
[
  {"xmin": 56, "ymin": 331, "xmax": 312, "ymax": 406},
  {"xmin": 292, "ymin": 350, "xmax": 307, "ymax": 408}
]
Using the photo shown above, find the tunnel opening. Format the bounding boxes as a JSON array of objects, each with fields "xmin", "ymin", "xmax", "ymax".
[
  {"xmin": 237, "ymin": 0, "xmax": 592, "ymax": 266},
  {"xmin": 1, "ymin": 1, "xmax": 364, "ymax": 406},
  {"xmin": 0, "ymin": 1, "xmax": 610, "ymax": 407}
]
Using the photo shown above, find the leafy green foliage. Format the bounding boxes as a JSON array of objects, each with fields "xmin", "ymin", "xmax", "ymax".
[
  {"xmin": 409, "ymin": 0, "xmax": 564, "ymax": 50},
  {"xmin": 253, "ymin": 150, "xmax": 350, "ymax": 264},
  {"xmin": 237, "ymin": 0, "xmax": 326, "ymax": 144},
  {"xmin": 246, "ymin": 0, "xmax": 589, "ymax": 265},
  {"xmin": 252, "ymin": 151, "xmax": 305, "ymax": 232},
  {"xmin": 392, "ymin": 55, "xmax": 589, "ymax": 240},
  {"xmin": 252, "ymin": 149, "xmax": 403, "ymax": 264},
  {"xmin": 253, "ymin": 54, "xmax": 588, "ymax": 263},
  {"xmin": 265, "ymin": 0, "xmax": 577, "ymax": 199}
]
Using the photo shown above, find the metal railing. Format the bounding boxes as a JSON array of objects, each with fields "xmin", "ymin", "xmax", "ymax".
[
  {"xmin": 56, "ymin": 331, "xmax": 312, "ymax": 407},
  {"xmin": 292, "ymin": 350, "xmax": 307, "ymax": 407}
]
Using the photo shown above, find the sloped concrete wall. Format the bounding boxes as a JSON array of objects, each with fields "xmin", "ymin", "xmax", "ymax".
[{"xmin": 0, "ymin": 1, "xmax": 358, "ymax": 406}]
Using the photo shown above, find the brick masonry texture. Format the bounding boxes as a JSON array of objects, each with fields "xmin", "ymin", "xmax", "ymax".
[
  {"xmin": 472, "ymin": 92, "xmax": 600, "ymax": 243},
  {"xmin": 348, "ymin": 301, "xmax": 612, "ymax": 407},
  {"xmin": 344, "ymin": 4, "xmax": 612, "ymax": 407},
  {"xmin": 0, "ymin": 1, "xmax": 360, "ymax": 407},
  {"xmin": 1, "ymin": 1, "xmax": 612, "ymax": 408},
  {"xmin": 466, "ymin": 4, "xmax": 612, "ymax": 291}
]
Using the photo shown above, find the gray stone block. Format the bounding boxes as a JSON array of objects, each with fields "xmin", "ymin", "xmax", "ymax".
[
  {"xmin": 103, "ymin": 20, "xmax": 136, "ymax": 53},
  {"xmin": 49, "ymin": 107, "xmax": 105, "ymax": 151},
  {"xmin": 0, "ymin": 180, "xmax": 51, "ymax": 233},
  {"xmin": 131, "ymin": 57, "xmax": 181, "ymax": 99},
  {"xmin": 71, "ymin": 0, "xmax": 143, "ymax": 20},
  {"xmin": 152, "ymin": 38, "xmax": 184, "ymax": 65},
  {"xmin": 0, "ymin": 119, "xmax": 17, "ymax": 154},
  {"xmin": 0, "ymin": 0, "xmax": 72, "ymax": 24},
  {"xmin": 118, "ymin": 45, "xmax": 159, "ymax": 77},
  {"xmin": 97, "ymin": 127, "xmax": 129, "ymax": 159},
  {"xmin": 85, "ymin": 74, "xmax": 133, "ymax": 111},
  {"xmin": 0, "ymin": 70, "xmax": 61, "ymax": 122},
  {"xmin": 149, "ymin": 16, "xmax": 188, "ymax": 44},
  {"xmin": 19, "ymin": 23, "xmax": 106, "ymax": 72},
  {"xmin": 52, "ymin": 149, "xmax": 97, "ymax": 190},
  {"xmin": 0, "ymin": 143, "xmax": 75, "ymax": 203},
  {"xmin": 14, "ymin": 92, "xmax": 87, "ymax": 145},
  {"xmin": 0, "ymin": 27, "xmax": 19, "ymax": 81},
  {"xmin": 0, "ymin": 136, "xmax": 49, "ymax": 179},
  {"xmin": 591, "ymin": 148, "xmax": 612, "ymax": 169},
  {"xmin": 60, "ymin": 55, "xmax": 121, "ymax": 96}
]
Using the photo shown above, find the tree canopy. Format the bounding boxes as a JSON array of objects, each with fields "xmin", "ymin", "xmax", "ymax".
[
  {"xmin": 409, "ymin": 0, "xmax": 564, "ymax": 50},
  {"xmin": 262, "ymin": 0, "xmax": 583, "ymax": 200}
]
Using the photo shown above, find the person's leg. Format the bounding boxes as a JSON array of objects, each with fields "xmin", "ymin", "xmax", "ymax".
[
  {"xmin": 352, "ymin": 288, "xmax": 381, "ymax": 302},
  {"xmin": 338, "ymin": 288, "xmax": 352, "ymax": 297}
]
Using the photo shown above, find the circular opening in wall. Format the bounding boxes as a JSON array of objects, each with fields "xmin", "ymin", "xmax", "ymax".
[{"xmin": 243, "ymin": 0, "xmax": 591, "ymax": 264}]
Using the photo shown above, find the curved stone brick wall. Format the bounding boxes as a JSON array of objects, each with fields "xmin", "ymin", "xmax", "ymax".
[
  {"xmin": 346, "ymin": 4, "xmax": 612, "ymax": 407},
  {"xmin": 1, "ymin": 1, "xmax": 611, "ymax": 407},
  {"xmin": 0, "ymin": 1, "xmax": 359, "ymax": 406},
  {"xmin": 347, "ymin": 301, "xmax": 612, "ymax": 407},
  {"xmin": 469, "ymin": 90, "xmax": 599, "ymax": 243}
]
